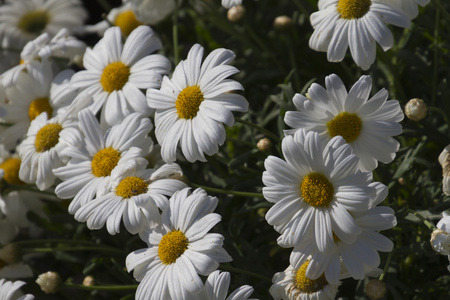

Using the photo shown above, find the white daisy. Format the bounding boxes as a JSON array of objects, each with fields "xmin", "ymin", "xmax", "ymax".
[
  {"xmin": 289, "ymin": 182, "xmax": 396, "ymax": 284},
  {"xmin": 431, "ymin": 213, "xmax": 450, "ymax": 272},
  {"xmin": 70, "ymin": 25, "xmax": 170, "ymax": 127},
  {"xmin": 17, "ymin": 110, "xmax": 78, "ymax": 190},
  {"xmin": 126, "ymin": 187, "xmax": 232, "ymax": 300},
  {"xmin": 309, "ymin": 0, "xmax": 410, "ymax": 69},
  {"xmin": 2, "ymin": 28, "xmax": 86, "ymax": 88},
  {"xmin": 0, "ymin": 0, "xmax": 87, "ymax": 55},
  {"xmin": 284, "ymin": 74, "xmax": 404, "ymax": 172},
  {"xmin": 53, "ymin": 110, "xmax": 154, "ymax": 215},
  {"xmin": 222, "ymin": 0, "xmax": 243, "ymax": 9},
  {"xmin": 147, "ymin": 43, "xmax": 248, "ymax": 163},
  {"xmin": 0, "ymin": 63, "xmax": 78, "ymax": 151},
  {"xmin": 0, "ymin": 279, "xmax": 34, "ymax": 300},
  {"xmin": 200, "ymin": 270, "xmax": 256, "ymax": 300},
  {"xmin": 126, "ymin": 0, "xmax": 177, "ymax": 26},
  {"xmin": 386, "ymin": 0, "xmax": 430, "ymax": 19},
  {"xmin": 263, "ymin": 129, "xmax": 381, "ymax": 252},
  {"xmin": 269, "ymin": 263, "xmax": 339, "ymax": 300},
  {"xmin": 74, "ymin": 158, "xmax": 187, "ymax": 235}
]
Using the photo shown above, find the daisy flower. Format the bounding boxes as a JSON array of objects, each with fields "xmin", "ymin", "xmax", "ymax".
[
  {"xmin": 431, "ymin": 212, "xmax": 450, "ymax": 272},
  {"xmin": 200, "ymin": 270, "xmax": 256, "ymax": 300},
  {"xmin": 74, "ymin": 158, "xmax": 187, "ymax": 235},
  {"xmin": 147, "ymin": 43, "xmax": 248, "ymax": 163},
  {"xmin": 388, "ymin": 0, "xmax": 431, "ymax": 19},
  {"xmin": 53, "ymin": 110, "xmax": 154, "ymax": 215},
  {"xmin": 0, "ymin": 279, "xmax": 34, "ymax": 300},
  {"xmin": 284, "ymin": 74, "xmax": 404, "ymax": 172},
  {"xmin": 18, "ymin": 110, "xmax": 78, "ymax": 190},
  {"xmin": 70, "ymin": 25, "xmax": 170, "ymax": 126},
  {"xmin": 222, "ymin": 0, "xmax": 243, "ymax": 9},
  {"xmin": 0, "ymin": 0, "xmax": 87, "ymax": 54},
  {"xmin": 439, "ymin": 145, "xmax": 450, "ymax": 196},
  {"xmin": 126, "ymin": 0, "xmax": 177, "ymax": 26},
  {"xmin": 263, "ymin": 129, "xmax": 381, "ymax": 252},
  {"xmin": 0, "ymin": 63, "xmax": 79, "ymax": 151},
  {"xmin": 126, "ymin": 187, "xmax": 232, "ymax": 300},
  {"xmin": 289, "ymin": 182, "xmax": 396, "ymax": 284},
  {"xmin": 269, "ymin": 263, "xmax": 340, "ymax": 300},
  {"xmin": 309, "ymin": 0, "xmax": 410, "ymax": 70}
]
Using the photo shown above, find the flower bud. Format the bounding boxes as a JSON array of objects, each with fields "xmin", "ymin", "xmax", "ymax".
[
  {"xmin": 83, "ymin": 275, "xmax": 95, "ymax": 287},
  {"xmin": 36, "ymin": 271, "xmax": 62, "ymax": 294},
  {"xmin": 0, "ymin": 244, "xmax": 19, "ymax": 265},
  {"xmin": 404, "ymin": 98, "xmax": 427, "ymax": 121},
  {"xmin": 439, "ymin": 145, "xmax": 450, "ymax": 196},
  {"xmin": 365, "ymin": 279, "xmax": 387, "ymax": 300},
  {"xmin": 274, "ymin": 15, "xmax": 292, "ymax": 31},
  {"xmin": 227, "ymin": 5, "xmax": 245, "ymax": 23},
  {"xmin": 257, "ymin": 138, "xmax": 272, "ymax": 152},
  {"xmin": 431, "ymin": 228, "xmax": 450, "ymax": 255}
]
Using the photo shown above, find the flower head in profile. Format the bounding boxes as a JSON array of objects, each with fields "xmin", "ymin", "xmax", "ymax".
[
  {"xmin": 309, "ymin": 0, "xmax": 410, "ymax": 69},
  {"xmin": 269, "ymin": 263, "xmax": 339, "ymax": 300},
  {"xmin": 147, "ymin": 43, "xmax": 248, "ymax": 163},
  {"xmin": 263, "ymin": 129, "xmax": 382, "ymax": 252},
  {"xmin": 222, "ymin": 0, "xmax": 243, "ymax": 9},
  {"xmin": 70, "ymin": 25, "xmax": 170, "ymax": 126},
  {"xmin": 431, "ymin": 212, "xmax": 450, "ymax": 272},
  {"xmin": 126, "ymin": 187, "xmax": 232, "ymax": 300},
  {"xmin": 200, "ymin": 270, "xmax": 256, "ymax": 300},
  {"xmin": 0, "ymin": 279, "xmax": 34, "ymax": 300},
  {"xmin": 285, "ymin": 74, "xmax": 404, "ymax": 172}
]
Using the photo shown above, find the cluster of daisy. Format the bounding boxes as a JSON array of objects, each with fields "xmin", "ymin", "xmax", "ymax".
[
  {"xmin": 264, "ymin": 74, "xmax": 403, "ymax": 299},
  {"xmin": 0, "ymin": 0, "xmax": 254, "ymax": 299}
]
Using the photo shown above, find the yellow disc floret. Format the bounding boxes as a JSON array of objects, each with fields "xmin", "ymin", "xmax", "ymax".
[
  {"xmin": 0, "ymin": 158, "xmax": 24, "ymax": 185},
  {"xmin": 18, "ymin": 10, "xmax": 49, "ymax": 35},
  {"xmin": 114, "ymin": 10, "xmax": 143, "ymax": 36},
  {"xmin": 158, "ymin": 230, "xmax": 189, "ymax": 265},
  {"xmin": 175, "ymin": 85, "xmax": 204, "ymax": 119},
  {"xmin": 326, "ymin": 112, "xmax": 363, "ymax": 143},
  {"xmin": 91, "ymin": 148, "xmax": 121, "ymax": 177},
  {"xmin": 35, "ymin": 123, "xmax": 63, "ymax": 152},
  {"xmin": 337, "ymin": 0, "xmax": 371, "ymax": 19},
  {"xmin": 301, "ymin": 172, "xmax": 334, "ymax": 208},
  {"xmin": 295, "ymin": 260, "xmax": 329, "ymax": 293},
  {"xmin": 100, "ymin": 62, "xmax": 130, "ymax": 93},
  {"xmin": 28, "ymin": 98, "xmax": 52, "ymax": 121},
  {"xmin": 115, "ymin": 176, "xmax": 148, "ymax": 198}
]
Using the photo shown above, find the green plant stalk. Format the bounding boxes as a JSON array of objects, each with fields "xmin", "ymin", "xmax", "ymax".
[
  {"xmin": 172, "ymin": 0, "xmax": 180, "ymax": 65},
  {"xmin": 220, "ymin": 265, "xmax": 272, "ymax": 282},
  {"xmin": 191, "ymin": 183, "xmax": 264, "ymax": 198},
  {"xmin": 64, "ymin": 283, "xmax": 138, "ymax": 291},
  {"xmin": 236, "ymin": 118, "xmax": 280, "ymax": 143},
  {"xmin": 431, "ymin": 4, "xmax": 440, "ymax": 107},
  {"xmin": 23, "ymin": 246, "xmax": 124, "ymax": 255},
  {"xmin": 379, "ymin": 250, "xmax": 394, "ymax": 281}
]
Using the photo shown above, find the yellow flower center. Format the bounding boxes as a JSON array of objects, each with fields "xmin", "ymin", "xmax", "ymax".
[
  {"xmin": 115, "ymin": 176, "xmax": 148, "ymax": 198},
  {"xmin": 100, "ymin": 62, "xmax": 130, "ymax": 93},
  {"xmin": 17, "ymin": 10, "xmax": 49, "ymax": 35},
  {"xmin": 91, "ymin": 148, "xmax": 121, "ymax": 177},
  {"xmin": 35, "ymin": 123, "xmax": 62, "ymax": 152},
  {"xmin": 175, "ymin": 85, "xmax": 204, "ymax": 119},
  {"xmin": 114, "ymin": 10, "xmax": 143, "ymax": 37},
  {"xmin": 294, "ymin": 260, "xmax": 329, "ymax": 293},
  {"xmin": 300, "ymin": 172, "xmax": 334, "ymax": 208},
  {"xmin": 28, "ymin": 97, "xmax": 52, "ymax": 121},
  {"xmin": 326, "ymin": 112, "xmax": 362, "ymax": 143},
  {"xmin": 0, "ymin": 158, "xmax": 24, "ymax": 185},
  {"xmin": 158, "ymin": 230, "xmax": 189, "ymax": 265},
  {"xmin": 337, "ymin": 0, "xmax": 371, "ymax": 19}
]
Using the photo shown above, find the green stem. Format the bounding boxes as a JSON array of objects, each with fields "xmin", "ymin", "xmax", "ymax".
[
  {"xmin": 432, "ymin": 4, "xmax": 440, "ymax": 107},
  {"xmin": 191, "ymin": 183, "xmax": 264, "ymax": 198},
  {"xmin": 235, "ymin": 118, "xmax": 280, "ymax": 143},
  {"xmin": 408, "ymin": 209, "xmax": 436, "ymax": 230},
  {"xmin": 379, "ymin": 250, "xmax": 394, "ymax": 281},
  {"xmin": 172, "ymin": 0, "xmax": 180, "ymax": 65},
  {"xmin": 2, "ymin": 183, "xmax": 55, "ymax": 196},
  {"xmin": 95, "ymin": 0, "xmax": 112, "ymax": 12},
  {"xmin": 64, "ymin": 283, "xmax": 138, "ymax": 291},
  {"xmin": 220, "ymin": 265, "xmax": 272, "ymax": 282},
  {"xmin": 13, "ymin": 239, "xmax": 101, "ymax": 246}
]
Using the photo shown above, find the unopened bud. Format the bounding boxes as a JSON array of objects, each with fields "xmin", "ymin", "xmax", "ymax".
[
  {"xmin": 274, "ymin": 15, "xmax": 292, "ymax": 31},
  {"xmin": 439, "ymin": 145, "xmax": 450, "ymax": 196},
  {"xmin": 365, "ymin": 279, "xmax": 387, "ymax": 300},
  {"xmin": 227, "ymin": 5, "xmax": 245, "ymax": 23},
  {"xmin": 431, "ymin": 228, "xmax": 450, "ymax": 255},
  {"xmin": 0, "ymin": 244, "xmax": 19, "ymax": 266},
  {"xmin": 83, "ymin": 275, "xmax": 95, "ymax": 287},
  {"xmin": 405, "ymin": 98, "xmax": 427, "ymax": 121},
  {"xmin": 257, "ymin": 138, "xmax": 272, "ymax": 152},
  {"xmin": 36, "ymin": 271, "xmax": 62, "ymax": 294}
]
